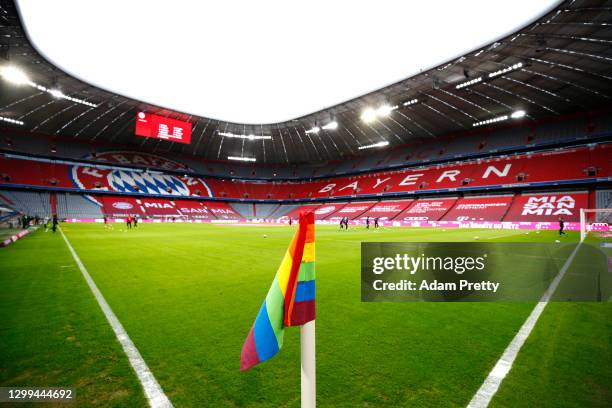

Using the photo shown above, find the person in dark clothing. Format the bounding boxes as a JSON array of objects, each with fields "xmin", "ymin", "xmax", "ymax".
[
  {"xmin": 133, "ymin": 215, "xmax": 138, "ymax": 228},
  {"xmin": 289, "ymin": 218, "xmax": 293, "ymax": 226},
  {"xmin": 374, "ymin": 217, "xmax": 379, "ymax": 229},
  {"xmin": 339, "ymin": 217, "xmax": 344, "ymax": 230},
  {"xmin": 558, "ymin": 217, "xmax": 566, "ymax": 236},
  {"xmin": 52, "ymin": 214, "xmax": 58, "ymax": 233},
  {"xmin": 344, "ymin": 217, "xmax": 349, "ymax": 230},
  {"xmin": 366, "ymin": 217, "xmax": 370, "ymax": 229}
]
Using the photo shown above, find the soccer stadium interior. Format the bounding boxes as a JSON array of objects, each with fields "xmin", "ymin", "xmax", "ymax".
[{"xmin": 0, "ymin": 1, "xmax": 611, "ymax": 407}]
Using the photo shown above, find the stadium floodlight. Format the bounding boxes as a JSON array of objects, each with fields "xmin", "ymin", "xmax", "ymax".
[
  {"xmin": 322, "ymin": 121, "xmax": 338, "ymax": 130},
  {"xmin": 0, "ymin": 115, "xmax": 24, "ymax": 125},
  {"xmin": 0, "ymin": 65, "xmax": 31, "ymax": 85},
  {"xmin": 488, "ymin": 62, "xmax": 523, "ymax": 79},
  {"xmin": 376, "ymin": 105, "xmax": 397, "ymax": 117},
  {"xmin": 456, "ymin": 76, "xmax": 482, "ymax": 89},
  {"xmin": 228, "ymin": 156, "xmax": 257, "ymax": 162},
  {"xmin": 305, "ymin": 126, "xmax": 320, "ymax": 135},
  {"xmin": 402, "ymin": 98, "xmax": 418, "ymax": 107},
  {"xmin": 0, "ymin": 65, "xmax": 97, "ymax": 107},
  {"xmin": 358, "ymin": 141, "xmax": 389, "ymax": 150},
  {"xmin": 49, "ymin": 89, "xmax": 65, "ymax": 99},
  {"xmin": 511, "ymin": 109, "xmax": 526, "ymax": 119},
  {"xmin": 218, "ymin": 131, "xmax": 272, "ymax": 140},
  {"xmin": 361, "ymin": 108, "xmax": 377, "ymax": 123}
]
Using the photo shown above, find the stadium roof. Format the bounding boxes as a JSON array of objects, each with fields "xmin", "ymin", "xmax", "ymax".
[{"xmin": 1, "ymin": 0, "xmax": 612, "ymax": 164}]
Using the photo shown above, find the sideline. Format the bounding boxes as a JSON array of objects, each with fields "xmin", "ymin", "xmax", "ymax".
[
  {"xmin": 59, "ymin": 226, "xmax": 173, "ymax": 408},
  {"xmin": 466, "ymin": 243, "xmax": 582, "ymax": 408}
]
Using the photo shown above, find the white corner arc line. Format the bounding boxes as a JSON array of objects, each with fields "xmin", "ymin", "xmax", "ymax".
[
  {"xmin": 467, "ymin": 243, "xmax": 582, "ymax": 408},
  {"xmin": 59, "ymin": 227, "xmax": 173, "ymax": 408}
]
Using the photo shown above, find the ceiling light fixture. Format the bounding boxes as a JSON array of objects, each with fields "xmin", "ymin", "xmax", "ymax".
[
  {"xmin": 321, "ymin": 121, "xmax": 338, "ymax": 130},
  {"xmin": 488, "ymin": 62, "xmax": 523, "ymax": 79},
  {"xmin": 228, "ymin": 156, "xmax": 256, "ymax": 162},
  {"xmin": 0, "ymin": 65, "xmax": 97, "ymax": 108},
  {"xmin": 376, "ymin": 104, "xmax": 398, "ymax": 117},
  {"xmin": 358, "ymin": 141, "xmax": 389, "ymax": 150},
  {"xmin": 473, "ymin": 110, "xmax": 526, "ymax": 127},
  {"xmin": 456, "ymin": 76, "xmax": 482, "ymax": 89},
  {"xmin": 305, "ymin": 126, "xmax": 320, "ymax": 135},
  {"xmin": 402, "ymin": 98, "xmax": 418, "ymax": 106},
  {"xmin": 218, "ymin": 131, "xmax": 272, "ymax": 140},
  {"xmin": 0, "ymin": 115, "xmax": 24, "ymax": 125}
]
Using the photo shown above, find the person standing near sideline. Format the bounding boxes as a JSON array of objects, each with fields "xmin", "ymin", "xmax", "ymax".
[
  {"xmin": 52, "ymin": 214, "xmax": 58, "ymax": 233},
  {"xmin": 126, "ymin": 215, "xmax": 132, "ymax": 230},
  {"xmin": 374, "ymin": 217, "xmax": 379, "ymax": 229},
  {"xmin": 133, "ymin": 215, "xmax": 138, "ymax": 228},
  {"xmin": 366, "ymin": 216, "xmax": 370, "ymax": 229}
]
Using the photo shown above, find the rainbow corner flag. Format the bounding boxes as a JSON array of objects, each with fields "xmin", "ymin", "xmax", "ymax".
[{"xmin": 240, "ymin": 211, "xmax": 316, "ymax": 371}]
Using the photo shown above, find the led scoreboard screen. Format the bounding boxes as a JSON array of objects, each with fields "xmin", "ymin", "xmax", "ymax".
[{"xmin": 135, "ymin": 112, "xmax": 192, "ymax": 144}]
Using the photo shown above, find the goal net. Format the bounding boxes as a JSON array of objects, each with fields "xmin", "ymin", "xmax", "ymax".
[{"xmin": 580, "ymin": 208, "xmax": 612, "ymax": 242}]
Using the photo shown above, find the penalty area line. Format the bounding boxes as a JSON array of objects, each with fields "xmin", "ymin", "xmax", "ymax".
[
  {"xmin": 59, "ymin": 227, "xmax": 173, "ymax": 408},
  {"xmin": 467, "ymin": 242, "xmax": 582, "ymax": 408}
]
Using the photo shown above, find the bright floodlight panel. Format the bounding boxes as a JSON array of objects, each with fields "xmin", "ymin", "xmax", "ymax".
[{"xmin": 16, "ymin": 0, "xmax": 560, "ymax": 124}]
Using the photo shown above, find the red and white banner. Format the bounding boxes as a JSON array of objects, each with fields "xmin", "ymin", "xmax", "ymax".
[
  {"xmin": 324, "ymin": 202, "xmax": 376, "ymax": 220},
  {"xmin": 99, "ymin": 196, "xmax": 146, "ymax": 217},
  {"xmin": 503, "ymin": 192, "xmax": 588, "ymax": 222},
  {"xmin": 205, "ymin": 201, "xmax": 241, "ymax": 220},
  {"xmin": 281, "ymin": 204, "xmax": 322, "ymax": 220},
  {"xmin": 313, "ymin": 203, "xmax": 346, "ymax": 220},
  {"xmin": 442, "ymin": 195, "xmax": 514, "ymax": 222},
  {"xmin": 175, "ymin": 200, "xmax": 215, "ymax": 219},
  {"xmin": 357, "ymin": 200, "xmax": 413, "ymax": 220},
  {"xmin": 396, "ymin": 198, "xmax": 457, "ymax": 221}
]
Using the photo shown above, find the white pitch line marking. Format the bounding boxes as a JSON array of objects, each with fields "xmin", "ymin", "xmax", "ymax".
[
  {"xmin": 59, "ymin": 227, "xmax": 173, "ymax": 408},
  {"xmin": 467, "ymin": 242, "xmax": 582, "ymax": 408}
]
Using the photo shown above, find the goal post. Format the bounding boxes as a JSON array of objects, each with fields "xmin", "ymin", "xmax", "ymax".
[{"xmin": 580, "ymin": 208, "xmax": 612, "ymax": 242}]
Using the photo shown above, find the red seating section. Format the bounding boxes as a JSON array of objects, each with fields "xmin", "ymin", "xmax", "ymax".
[{"xmin": 1, "ymin": 144, "xmax": 609, "ymax": 201}]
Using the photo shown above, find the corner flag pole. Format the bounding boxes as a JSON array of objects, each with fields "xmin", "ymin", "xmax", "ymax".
[{"xmin": 300, "ymin": 320, "xmax": 316, "ymax": 408}]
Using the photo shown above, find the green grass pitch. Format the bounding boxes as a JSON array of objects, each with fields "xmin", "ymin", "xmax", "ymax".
[{"xmin": 1, "ymin": 223, "xmax": 610, "ymax": 407}]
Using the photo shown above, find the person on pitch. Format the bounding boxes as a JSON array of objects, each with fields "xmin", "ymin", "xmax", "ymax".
[
  {"xmin": 558, "ymin": 216, "xmax": 566, "ymax": 236},
  {"xmin": 366, "ymin": 216, "xmax": 370, "ymax": 229},
  {"xmin": 133, "ymin": 215, "xmax": 138, "ymax": 228},
  {"xmin": 126, "ymin": 214, "xmax": 132, "ymax": 229},
  {"xmin": 374, "ymin": 217, "xmax": 379, "ymax": 229},
  {"xmin": 52, "ymin": 214, "xmax": 58, "ymax": 233}
]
